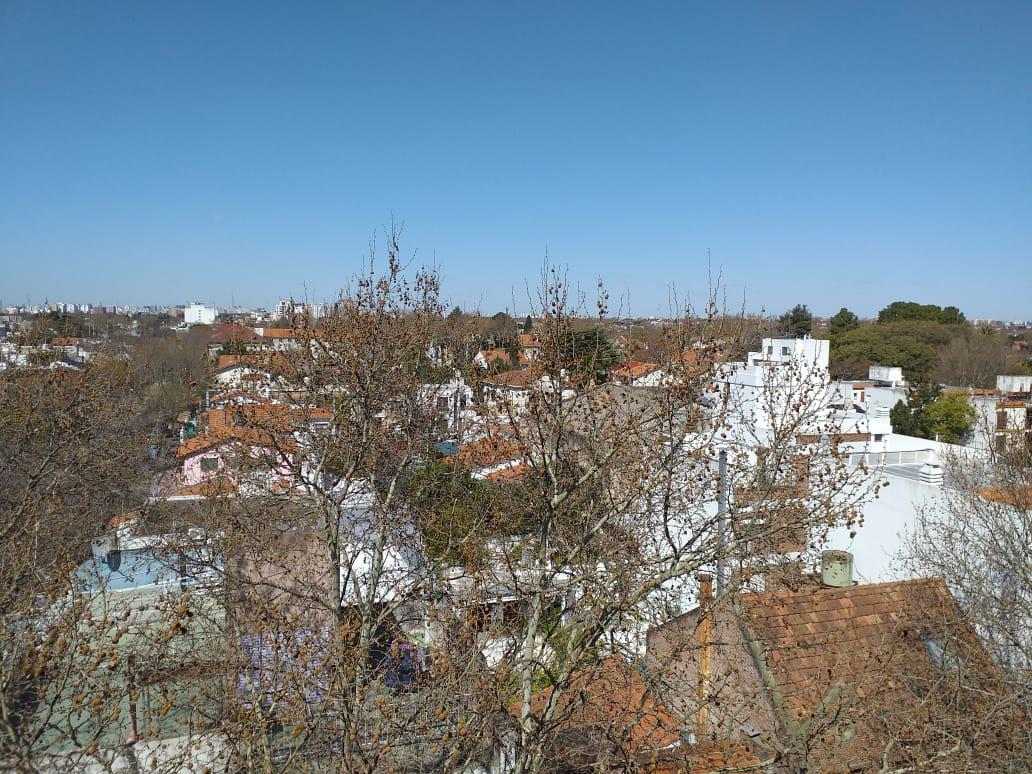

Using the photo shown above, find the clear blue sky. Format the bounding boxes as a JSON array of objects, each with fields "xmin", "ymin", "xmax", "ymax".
[{"xmin": 2, "ymin": 2, "xmax": 1029, "ymax": 319}]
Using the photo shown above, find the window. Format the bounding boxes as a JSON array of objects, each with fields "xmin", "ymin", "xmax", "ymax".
[
  {"xmin": 924, "ymin": 637, "xmax": 965, "ymax": 671},
  {"xmin": 200, "ymin": 457, "xmax": 219, "ymax": 472},
  {"xmin": 781, "ymin": 346, "xmax": 790, "ymax": 356},
  {"xmin": 437, "ymin": 396, "xmax": 449, "ymax": 410}
]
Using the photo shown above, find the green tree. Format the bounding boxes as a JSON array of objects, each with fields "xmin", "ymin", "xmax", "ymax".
[
  {"xmin": 828, "ymin": 307, "xmax": 859, "ymax": 337},
  {"xmin": 877, "ymin": 301, "xmax": 966, "ymax": 325},
  {"xmin": 830, "ymin": 320, "xmax": 950, "ymax": 381},
  {"xmin": 890, "ymin": 399, "xmax": 918, "ymax": 437},
  {"xmin": 889, "ymin": 382, "xmax": 942, "ymax": 437},
  {"xmin": 507, "ymin": 341, "xmax": 521, "ymax": 368},
  {"xmin": 403, "ymin": 460, "xmax": 486, "ymax": 565},
  {"xmin": 924, "ymin": 393, "xmax": 976, "ymax": 444},
  {"xmin": 779, "ymin": 304, "xmax": 813, "ymax": 337},
  {"xmin": 523, "ymin": 315, "xmax": 533, "ymax": 333},
  {"xmin": 559, "ymin": 327, "xmax": 619, "ymax": 383}
]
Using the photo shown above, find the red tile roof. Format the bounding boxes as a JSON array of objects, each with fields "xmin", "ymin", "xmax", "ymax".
[
  {"xmin": 205, "ymin": 403, "xmax": 332, "ymax": 432},
  {"xmin": 209, "ymin": 323, "xmax": 258, "ymax": 344},
  {"xmin": 215, "ymin": 353, "xmax": 297, "ymax": 376},
  {"xmin": 176, "ymin": 427, "xmax": 298, "ymax": 458},
  {"xmin": 484, "ymin": 367, "xmax": 541, "ymax": 389},
  {"xmin": 451, "ymin": 436, "xmax": 526, "ymax": 469},
  {"xmin": 479, "ymin": 348, "xmax": 528, "ymax": 367},
  {"xmin": 527, "ymin": 656, "xmax": 680, "ymax": 755},
  {"xmin": 611, "ymin": 361, "xmax": 661, "ymax": 380},
  {"xmin": 976, "ymin": 485, "xmax": 1032, "ymax": 509},
  {"xmin": 742, "ymin": 578, "xmax": 957, "ymax": 717},
  {"xmin": 260, "ymin": 327, "xmax": 299, "ymax": 339},
  {"xmin": 483, "ymin": 462, "xmax": 529, "ymax": 481},
  {"xmin": 737, "ymin": 576, "xmax": 1004, "ymax": 770}
]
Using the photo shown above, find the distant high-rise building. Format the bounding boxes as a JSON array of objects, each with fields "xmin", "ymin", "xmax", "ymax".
[{"xmin": 184, "ymin": 302, "xmax": 217, "ymax": 325}]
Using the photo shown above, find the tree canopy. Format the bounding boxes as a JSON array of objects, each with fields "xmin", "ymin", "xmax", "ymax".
[
  {"xmin": 830, "ymin": 320, "xmax": 954, "ymax": 381},
  {"xmin": 877, "ymin": 301, "xmax": 966, "ymax": 325},
  {"xmin": 779, "ymin": 304, "xmax": 813, "ymax": 337},
  {"xmin": 890, "ymin": 384, "xmax": 975, "ymax": 443},
  {"xmin": 828, "ymin": 307, "xmax": 859, "ymax": 337},
  {"xmin": 559, "ymin": 327, "xmax": 619, "ymax": 383}
]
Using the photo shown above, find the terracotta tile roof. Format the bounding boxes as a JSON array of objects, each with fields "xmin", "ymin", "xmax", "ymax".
[
  {"xmin": 646, "ymin": 742, "xmax": 760, "ymax": 773},
  {"xmin": 205, "ymin": 402, "xmax": 329, "ymax": 431},
  {"xmin": 209, "ymin": 323, "xmax": 257, "ymax": 344},
  {"xmin": 484, "ymin": 367, "xmax": 541, "ymax": 389},
  {"xmin": 478, "ymin": 348, "xmax": 528, "ymax": 367},
  {"xmin": 680, "ymin": 347, "xmax": 725, "ymax": 375},
  {"xmin": 175, "ymin": 427, "xmax": 299, "ymax": 458},
  {"xmin": 260, "ymin": 327, "xmax": 299, "ymax": 339},
  {"xmin": 108, "ymin": 509, "xmax": 141, "ymax": 527},
  {"xmin": 527, "ymin": 656, "xmax": 680, "ymax": 755},
  {"xmin": 50, "ymin": 337, "xmax": 83, "ymax": 347},
  {"xmin": 741, "ymin": 577, "xmax": 975, "ymax": 723},
  {"xmin": 611, "ymin": 361, "xmax": 661, "ymax": 380},
  {"xmin": 215, "ymin": 353, "xmax": 297, "ymax": 376},
  {"xmin": 483, "ymin": 462, "xmax": 529, "ymax": 481},
  {"xmin": 976, "ymin": 485, "xmax": 1032, "ymax": 509},
  {"xmin": 518, "ymin": 333, "xmax": 542, "ymax": 348},
  {"xmin": 730, "ymin": 576, "xmax": 1006, "ymax": 770},
  {"xmin": 451, "ymin": 436, "xmax": 526, "ymax": 469},
  {"xmin": 653, "ymin": 575, "xmax": 1015, "ymax": 772}
]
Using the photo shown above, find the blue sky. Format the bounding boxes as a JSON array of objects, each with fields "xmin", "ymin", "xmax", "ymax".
[{"xmin": 1, "ymin": 2, "xmax": 1029, "ymax": 319}]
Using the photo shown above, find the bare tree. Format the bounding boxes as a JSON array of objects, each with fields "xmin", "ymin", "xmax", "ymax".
[
  {"xmin": 901, "ymin": 445, "xmax": 1032, "ymax": 768},
  {"xmin": 0, "ymin": 362, "xmax": 153, "ymax": 769}
]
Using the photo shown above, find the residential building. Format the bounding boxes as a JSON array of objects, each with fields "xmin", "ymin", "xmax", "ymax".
[
  {"xmin": 610, "ymin": 360, "xmax": 665, "ymax": 387},
  {"xmin": 647, "ymin": 564, "xmax": 1008, "ymax": 772}
]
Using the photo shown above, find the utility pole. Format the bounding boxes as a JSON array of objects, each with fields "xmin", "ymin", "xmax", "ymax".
[{"xmin": 716, "ymin": 448, "xmax": 728, "ymax": 596}]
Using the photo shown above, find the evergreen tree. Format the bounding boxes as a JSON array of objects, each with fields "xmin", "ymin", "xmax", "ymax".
[
  {"xmin": 779, "ymin": 304, "xmax": 813, "ymax": 337},
  {"xmin": 829, "ymin": 307, "xmax": 859, "ymax": 337},
  {"xmin": 559, "ymin": 328, "xmax": 619, "ymax": 383}
]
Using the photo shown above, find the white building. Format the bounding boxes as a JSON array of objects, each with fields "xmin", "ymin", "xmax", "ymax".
[
  {"xmin": 708, "ymin": 337, "xmax": 1000, "ymax": 584},
  {"xmin": 184, "ymin": 303, "xmax": 217, "ymax": 325}
]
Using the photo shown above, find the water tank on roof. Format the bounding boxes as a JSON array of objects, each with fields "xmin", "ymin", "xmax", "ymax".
[{"xmin": 820, "ymin": 550, "xmax": 854, "ymax": 588}]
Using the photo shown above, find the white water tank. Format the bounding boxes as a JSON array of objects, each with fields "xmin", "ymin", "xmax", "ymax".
[{"xmin": 820, "ymin": 550, "xmax": 854, "ymax": 588}]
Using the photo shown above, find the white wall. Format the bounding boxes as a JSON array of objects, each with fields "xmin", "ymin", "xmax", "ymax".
[{"xmin": 185, "ymin": 303, "xmax": 217, "ymax": 325}]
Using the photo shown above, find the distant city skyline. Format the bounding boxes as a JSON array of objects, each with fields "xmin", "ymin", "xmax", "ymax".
[
  {"xmin": 3, "ymin": 293, "xmax": 1028, "ymax": 325},
  {"xmin": 2, "ymin": 3, "xmax": 1030, "ymax": 319}
]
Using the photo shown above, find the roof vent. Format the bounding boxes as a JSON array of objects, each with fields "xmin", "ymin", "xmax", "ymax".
[
  {"xmin": 919, "ymin": 462, "xmax": 944, "ymax": 487},
  {"xmin": 820, "ymin": 550, "xmax": 854, "ymax": 588}
]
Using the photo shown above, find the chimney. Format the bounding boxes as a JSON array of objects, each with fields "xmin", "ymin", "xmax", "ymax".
[
  {"xmin": 820, "ymin": 550, "xmax": 854, "ymax": 587},
  {"xmin": 697, "ymin": 572, "xmax": 713, "ymax": 609}
]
